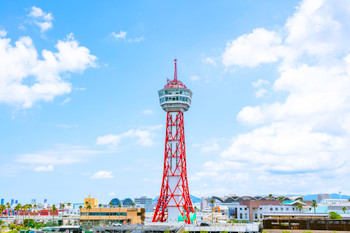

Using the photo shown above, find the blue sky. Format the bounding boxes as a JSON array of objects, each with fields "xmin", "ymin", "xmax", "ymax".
[{"xmin": 1, "ymin": 0, "xmax": 350, "ymax": 205}]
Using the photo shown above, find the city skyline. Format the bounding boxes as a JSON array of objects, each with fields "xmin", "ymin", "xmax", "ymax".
[{"xmin": 1, "ymin": 0, "xmax": 350, "ymax": 204}]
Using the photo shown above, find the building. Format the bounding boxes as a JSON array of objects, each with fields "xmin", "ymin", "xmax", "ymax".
[
  {"xmin": 211, "ymin": 195, "xmax": 302, "ymax": 222},
  {"xmin": 263, "ymin": 213, "xmax": 350, "ymax": 231},
  {"xmin": 80, "ymin": 207, "xmax": 145, "ymax": 226},
  {"xmin": 201, "ymin": 197, "xmax": 208, "ymax": 211},
  {"xmin": 314, "ymin": 198, "xmax": 350, "ymax": 214},
  {"xmin": 134, "ymin": 196, "xmax": 153, "ymax": 212},
  {"xmin": 84, "ymin": 195, "xmax": 98, "ymax": 208},
  {"xmin": 317, "ymin": 193, "xmax": 330, "ymax": 203}
]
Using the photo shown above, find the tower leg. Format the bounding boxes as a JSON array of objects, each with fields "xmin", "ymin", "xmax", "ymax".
[{"xmin": 152, "ymin": 111, "xmax": 194, "ymax": 224}]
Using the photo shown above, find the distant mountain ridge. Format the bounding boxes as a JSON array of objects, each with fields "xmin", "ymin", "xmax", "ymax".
[{"xmin": 302, "ymin": 193, "xmax": 350, "ymax": 201}]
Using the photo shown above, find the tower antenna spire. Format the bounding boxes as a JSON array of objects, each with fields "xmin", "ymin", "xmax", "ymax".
[{"xmin": 174, "ymin": 59, "xmax": 177, "ymax": 82}]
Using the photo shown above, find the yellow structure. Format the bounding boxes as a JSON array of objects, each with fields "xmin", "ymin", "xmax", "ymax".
[
  {"xmin": 84, "ymin": 195, "xmax": 98, "ymax": 208},
  {"xmin": 80, "ymin": 207, "xmax": 145, "ymax": 226}
]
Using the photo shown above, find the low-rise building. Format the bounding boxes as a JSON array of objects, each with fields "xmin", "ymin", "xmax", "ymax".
[
  {"xmin": 134, "ymin": 196, "xmax": 153, "ymax": 212},
  {"xmin": 80, "ymin": 207, "xmax": 145, "ymax": 226}
]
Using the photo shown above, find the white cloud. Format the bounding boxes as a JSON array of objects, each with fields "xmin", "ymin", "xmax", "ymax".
[
  {"xmin": 222, "ymin": 28, "xmax": 286, "ymax": 67},
  {"xmin": 28, "ymin": 6, "xmax": 54, "ymax": 33},
  {"xmin": 190, "ymin": 75, "xmax": 200, "ymax": 81},
  {"xmin": 111, "ymin": 31, "xmax": 127, "ymax": 40},
  {"xmin": 91, "ymin": 171, "xmax": 114, "ymax": 179},
  {"xmin": 34, "ymin": 165, "xmax": 54, "ymax": 172},
  {"xmin": 0, "ymin": 30, "xmax": 7, "ymax": 37},
  {"xmin": 111, "ymin": 31, "xmax": 143, "ymax": 43},
  {"xmin": 255, "ymin": 88, "xmax": 267, "ymax": 98},
  {"xmin": 142, "ymin": 109, "xmax": 154, "ymax": 115},
  {"xmin": 198, "ymin": 0, "xmax": 350, "ymax": 195},
  {"xmin": 61, "ymin": 98, "xmax": 71, "ymax": 105},
  {"xmin": 97, "ymin": 125, "xmax": 162, "ymax": 148},
  {"xmin": 75, "ymin": 87, "xmax": 87, "ymax": 91},
  {"xmin": 0, "ymin": 33, "xmax": 97, "ymax": 108},
  {"xmin": 252, "ymin": 79, "xmax": 269, "ymax": 88},
  {"xmin": 132, "ymin": 37, "xmax": 144, "ymax": 43},
  {"xmin": 96, "ymin": 134, "xmax": 122, "ymax": 146},
  {"xmin": 108, "ymin": 192, "xmax": 116, "ymax": 196},
  {"xmin": 16, "ymin": 145, "xmax": 101, "ymax": 165},
  {"xmin": 202, "ymin": 56, "xmax": 217, "ymax": 67}
]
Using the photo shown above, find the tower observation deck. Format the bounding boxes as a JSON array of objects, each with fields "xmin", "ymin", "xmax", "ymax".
[{"xmin": 152, "ymin": 59, "xmax": 195, "ymax": 224}]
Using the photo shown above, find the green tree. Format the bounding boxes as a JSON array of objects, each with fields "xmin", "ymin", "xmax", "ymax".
[
  {"xmin": 329, "ymin": 211, "xmax": 342, "ymax": 219},
  {"xmin": 52, "ymin": 205, "xmax": 57, "ymax": 223},
  {"xmin": 14, "ymin": 204, "xmax": 23, "ymax": 225},
  {"xmin": 118, "ymin": 204, "xmax": 122, "ymax": 224},
  {"xmin": 99, "ymin": 204, "xmax": 102, "ymax": 226},
  {"xmin": 279, "ymin": 197, "xmax": 284, "ymax": 202},
  {"xmin": 297, "ymin": 203, "xmax": 303, "ymax": 212},
  {"xmin": 311, "ymin": 200, "xmax": 317, "ymax": 213},
  {"xmin": 210, "ymin": 199, "xmax": 215, "ymax": 223},
  {"xmin": 66, "ymin": 203, "xmax": 71, "ymax": 225},
  {"xmin": 268, "ymin": 194, "xmax": 273, "ymax": 199},
  {"xmin": 9, "ymin": 223, "xmax": 16, "ymax": 231},
  {"xmin": 109, "ymin": 202, "xmax": 113, "ymax": 225},
  {"xmin": 342, "ymin": 206, "xmax": 347, "ymax": 213},
  {"xmin": 86, "ymin": 204, "xmax": 92, "ymax": 225}
]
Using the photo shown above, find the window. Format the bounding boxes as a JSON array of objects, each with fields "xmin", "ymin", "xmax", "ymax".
[
  {"xmin": 286, "ymin": 208, "xmax": 289, "ymax": 211},
  {"xmin": 275, "ymin": 208, "xmax": 278, "ymax": 211},
  {"xmin": 240, "ymin": 208, "xmax": 242, "ymax": 210},
  {"xmin": 180, "ymin": 91, "xmax": 183, "ymax": 94},
  {"xmin": 176, "ymin": 97, "xmax": 178, "ymax": 101},
  {"xmin": 245, "ymin": 208, "xmax": 247, "ymax": 210},
  {"xmin": 165, "ymin": 97, "xmax": 168, "ymax": 101},
  {"xmin": 292, "ymin": 208, "xmax": 295, "ymax": 211},
  {"xmin": 255, "ymin": 213, "xmax": 258, "ymax": 219},
  {"xmin": 245, "ymin": 213, "xmax": 247, "ymax": 219},
  {"xmin": 281, "ymin": 208, "xmax": 283, "ymax": 211},
  {"xmin": 239, "ymin": 213, "xmax": 242, "ymax": 219}
]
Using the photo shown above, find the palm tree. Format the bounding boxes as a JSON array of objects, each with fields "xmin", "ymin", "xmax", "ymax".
[
  {"xmin": 14, "ymin": 204, "xmax": 21, "ymax": 219},
  {"xmin": 86, "ymin": 204, "xmax": 92, "ymax": 226},
  {"xmin": 210, "ymin": 199, "xmax": 215, "ymax": 223},
  {"xmin": 0, "ymin": 205, "xmax": 5, "ymax": 218},
  {"xmin": 109, "ymin": 202, "xmax": 113, "ymax": 225},
  {"xmin": 66, "ymin": 203, "xmax": 71, "ymax": 225},
  {"xmin": 118, "ymin": 204, "xmax": 121, "ymax": 224},
  {"xmin": 99, "ymin": 204, "xmax": 102, "ymax": 226},
  {"xmin": 79, "ymin": 205, "xmax": 83, "ymax": 223},
  {"xmin": 299, "ymin": 197, "xmax": 304, "ymax": 202},
  {"xmin": 61, "ymin": 204, "xmax": 65, "ymax": 225},
  {"xmin": 278, "ymin": 197, "xmax": 284, "ymax": 202},
  {"xmin": 6, "ymin": 203, "xmax": 10, "ymax": 219},
  {"xmin": 311, "ymin": 200, "xmax": 317, "ymax": 213},
  {"xmin": 52, "ymin": 205, "xmax": 57, "ymax": 224},
  {"xmin": 342, "ymin": 206, "xmax": 347, "ymax": 213},
  {"xmin": 296, "ymin": 203, "xmax": 303, "ymax": 212},
  {"xmin": 268, "ymin": 194, "xmax": 273, "ymax": 199}
]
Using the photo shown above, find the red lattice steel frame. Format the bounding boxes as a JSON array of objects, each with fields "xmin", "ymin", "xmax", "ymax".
[{"xmin": 152, "ymin": 111, "xmax": 194, "ymax": 224}]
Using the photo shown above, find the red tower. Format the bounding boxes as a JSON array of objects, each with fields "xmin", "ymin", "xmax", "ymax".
[{"xmin": 153, "ymin": 59, "xmax": 194, "ymax": 224}]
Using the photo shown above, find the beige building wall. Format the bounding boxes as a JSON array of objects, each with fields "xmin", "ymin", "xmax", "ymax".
[
  {"xmin": 84, "ymin": 195, "xmax": 98, "ymax": 208},
  {"xmin": 80, "ymin": 207, "xmax": 145, "ymax": 226}
]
